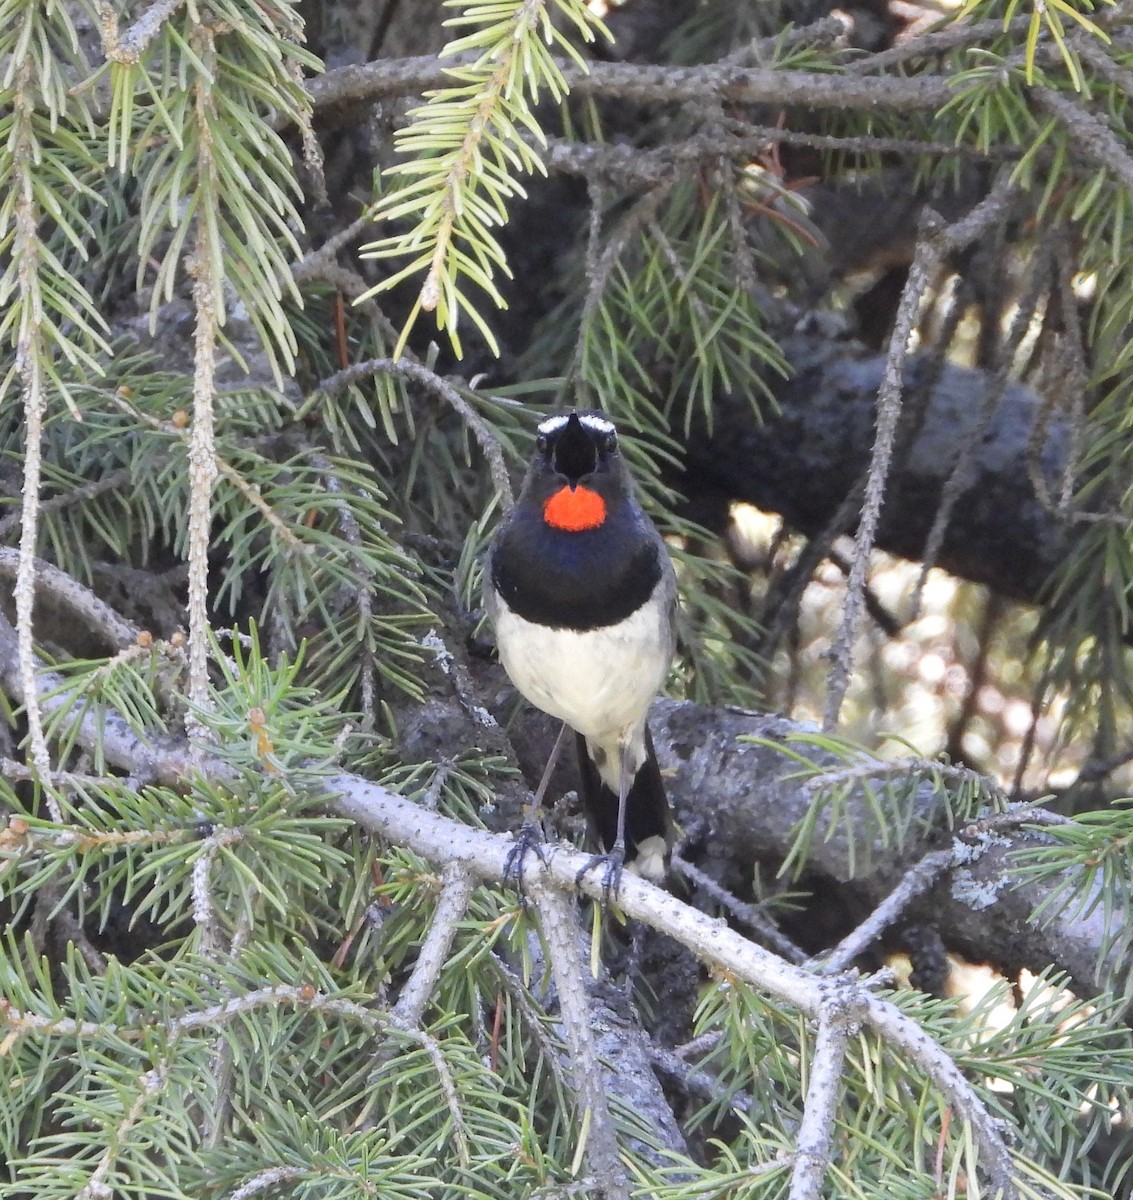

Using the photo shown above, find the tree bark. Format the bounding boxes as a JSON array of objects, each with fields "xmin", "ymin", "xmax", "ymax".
[{"xmin": 681, "ymin": 329, "xmax": 1074, "ymax": 604}]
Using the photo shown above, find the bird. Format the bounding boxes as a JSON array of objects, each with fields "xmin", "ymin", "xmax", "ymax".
[{"xmin": 485, "ymin": 409, "xmax": 678, "ymax": 897}]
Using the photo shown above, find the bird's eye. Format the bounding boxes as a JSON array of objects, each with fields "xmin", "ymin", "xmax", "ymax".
[
  {"xmin": 603, "ymin": 431, "xmax": 618, "ymax": 452},
  {"xmin": 536, "ymin": 433, "xmax": 548, "ymax": 453}
]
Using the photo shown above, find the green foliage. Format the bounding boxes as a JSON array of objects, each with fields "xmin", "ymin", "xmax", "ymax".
[
  {"xmin": 360, "ymin": 0, "xmax": 610, "ymax": 356},
  {"xmin": 6, "ymin": 1, "xmax": 1133, "ymax": 1198},
  {"xmin": 0, "ymin": 0, "xmax": 111, "ymax": 413},
  {"xmin": 678, "ymin": 970, "xmax": 1129, "ymax": 1200},
  {"xmin": 1013, "ymin": 801, "xmax": 1133, "ymax": 996},
  {"xmin": 106, "ymin": 0, "xmax": 319, "ymax": 382},
  {"xmin": 751, "ymin": 732, "xmax": 1004, "ymax": 880}
]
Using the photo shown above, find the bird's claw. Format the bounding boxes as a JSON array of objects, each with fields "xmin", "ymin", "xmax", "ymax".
[
  {"xmin": 504, "ymin": 821, "xmax": 547, "ymax": 893},
  {"xmin": 575, "ymin": 842, "xmax": 625, "ymax": 906}
]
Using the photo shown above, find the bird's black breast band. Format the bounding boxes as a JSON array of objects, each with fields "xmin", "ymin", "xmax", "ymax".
[{"xmin": 492, "ymin": 522, "xmax": 663, "ymax": 631}]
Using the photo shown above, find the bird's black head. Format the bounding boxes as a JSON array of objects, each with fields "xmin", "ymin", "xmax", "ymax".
[
  {"xmin": 537, "ymin": 410, "xmax": 618, "ymax": 482},
  {"xmin": 524, "ymin": 410, "xmax": 630, "ymax": 533}
]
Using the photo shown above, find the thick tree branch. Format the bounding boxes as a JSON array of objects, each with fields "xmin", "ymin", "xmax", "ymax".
[
  {"xmin": 682, "ymin": 329, "xmax": 1080, "ymax": 605},
  {"xmin": 649, "ymin": 701, "xmax": 1115, "ymax": 997},
  {"xmin": 304, "ymin": 55, "xmax": 955, "ymax": 117},
  {"xmin": 0, "ymin": 606, "xmax": 1025, "ymax": 1198}
]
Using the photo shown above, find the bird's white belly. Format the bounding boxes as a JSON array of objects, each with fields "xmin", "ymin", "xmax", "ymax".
[{"xmin": 492, "ymin": 593, "xmax": 671, "ymax": 740}]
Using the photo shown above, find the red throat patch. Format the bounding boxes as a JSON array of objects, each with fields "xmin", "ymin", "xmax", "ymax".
[{"xmin": 543, "ymin": 485, "xmax": 606, "ymax": 532}]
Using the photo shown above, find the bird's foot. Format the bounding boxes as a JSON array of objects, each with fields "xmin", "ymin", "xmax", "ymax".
[
  {"xmin": 575, "ymin": 841, "xmax": 625, "ymax": 906},
  {"xmin": 504, "ymin": 820, "xmax": 547, "ymax": 892}
]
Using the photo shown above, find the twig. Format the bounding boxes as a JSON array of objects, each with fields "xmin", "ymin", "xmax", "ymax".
[
  {"xmin": 581, "ymin": 184, "xmax": 673, "ymax": 333},
  {"xmin": 672, "ymin": 853, "xmax": 807, "ymax": 964},
  {"xmin": 723, "ymin": 14, "xmax": 852, "ymax": 65},
  {"xmin": 755, "ymin": 476, "xmax": 867, "ymax": 665},
  {"xmin": 0, "ymin": 467, "xmax": 132, "ymax": 540},
  {"xmin": 823, "ymin": 173, "xmax": 1017, "ymax": 730},
  {"xmin": 527, "ymin": 878, "xmax": 630, "ymax": 1200},
  {"xmin": 98, "ymin": 0, "xmax": 186, "ymax": 64},
  {"xmin": 788, "ymin": 991, "xmax": 857, "ymax": 1200},
  {"xmin": 822, "ymin": 216, "xmax": 940, "ymax": 728},
  {"xmin": 184, "ymin": 95, "xmax": 222, "ymax": 735},
  {"xmin": 75, "ymin": 1064, "xmax": 167, "ymax": 1200},
  {"xmin": 819, "ymin": 802, "xmax": 1069, "ymax": 975},
  {"xmin": 0, "ymin": 549, "xmax": 140, "ymax": 649},
  {"xmin": 801, "ymin": 754, "xmax": 997, "ymax": 797},
  {"xmin": 646, "ymin": 1043, "xmax": 753, "ymax": 1113},
  {"xmin": 820, "ymin": 849, "xmax": 955, "ymax": 976},
  {"xmin": 110, "ymin": 392, "xmax": 312, "ymax": 556},
  {"xmin": 305, "ymin": 450, "xmax": 378, "ymax": 727},
  {"xmin": 536, "ymin": 127, "xmax": 1010, "ymax": 192},
  {"xmin": 291, "ymin": 254, "xmax": 519, "ymax": 511},
  {"xmin": 910, "ymin": 238, "xmax": 1053, "ymax": 618},
  {"xmin": 487, "ymin": 952, "xmax": 575, "ymax": 1095},
  {"xmin": 827, "ymin": 548, "xmax": 903, "ymax": 637},
  {"xmin": 228, "ymin": 1167, "xmax": 308, "ymax": 1200},
  {"xmin": 382, "ymin": 1023, "xmax": 471, "ymax": 1165},
  {"xmin": 1051, "ymin": 232, "xmax": 1090, "ymax": 516},
  {"xmin": 215, "ymin": 459, "xmax": 307, "ymax": 552},
  {"xmin": 302, "ymin": 357, "xmax": 514, "ymax": 510},
  {"xmin": 291, "ymin": 214, "xmax": 375, "ymax": 283},
  {"xmin": 1034, "ymin": 87, "xmax": 1133, "ymax": 196},
  {"xmin": 190, "ymin": 829, "xmax": 227, "ymax": 948},
  {"xmin": 570, "ymin": 183, "xmax": 674, "ymax": 404},
  {"xmin": 843, "ymin": 17, "xmax": 1032, "ymax": 74},
  {"xmin": 10, "ymin": 109, "xmax": 55, "ymax": 810},
  {"xmin": 1077, "ymin": 742, "xmax": 1133, "ymax": 783},
  {"xmin": 1069, "ymin": 29, "xmax": 1133, "ymax": 98},
  {"xmin": 0, "ymin": 760, "xmax": 140, "ymax": 791},
  {"xmin": 391, "ymin": 863, "xmax": 476, "ymax": 1030}
]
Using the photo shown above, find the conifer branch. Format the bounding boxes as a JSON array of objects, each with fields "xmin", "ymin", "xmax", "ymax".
[
  {"xmin": 824, "ymin": 173, "xmax": 1017, "ymax": 729},
  {"xmin": 788, "ymin": 992, "xmax": 856, "ymax": 1200},
  {"xmin": 1, "ymin": 2, "xmax": 109, "ymax": 813},
  {"xmin": 390, "ymin": 864, "xmax": 476, "ymax": 1030},
  {"xmin": 305, "ymin": 356, "xmax": 515, "ymax": 508},
  {"xmin": 186, "ymin": 213, "xmax": 221, "ymax": 732},
  {"xmin": 14, "ymin": 366, "xmax": 53, "ymax": 807},
  {"xmin": 0, "ymin": 549, "xmax": 140, "ymax": 648},
  {"xmin": 359, "ymin": 0, "xmax": 607, "ymax": 356},
  {"xmin": 0, "ymin": 597, "xmax": 1107, "ymax": 1200},
  {"xmin": 527, "ymin": 877, "xmax": 630, "ymax": 1200},
  {"xmin": 75, "ymin": 1064, "xmax": 167, "ymax": 1200},
  {"xmin": 305, "ymin": 54, "xmax": 956, "ymax": 115}
]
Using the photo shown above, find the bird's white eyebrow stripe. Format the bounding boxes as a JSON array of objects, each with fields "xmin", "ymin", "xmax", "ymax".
[{"xmin": 536, "ymin": 413, "xmax": 617, "ymax": 436}]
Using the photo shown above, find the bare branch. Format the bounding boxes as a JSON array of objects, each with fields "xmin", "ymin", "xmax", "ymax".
[
  {"xmin": 821, "ymin": 849, "xmax": 956, "ymax": 976},
  {"xmin": 1034, "ymin": 86, "xmax": 1133, "ymax": 194},
  {"xmin": 0, "ymin": 548, "xmax": 139, "ymax": 649},
  {"xmin": 824, "ymin": 173, "xmax": 1017, "ymax": 728},
  {"xmin": 527, "ymin": 878, "xmax": 630, "ymax": 1200},
  {"xmin": 0, "ymin": 467, "xmax": 133, "ymax": 540},
  {"xmin": 391, "ymin": 863, "xmax": 476, "ymax": 1031},
  {"xmin": 304, "ymin": 55, "xmax": 955, "ymax": 117},
  {"xmin": 788, "ymin": 992, "xmax": 856, "ymax": 1200},
  {"xmin": 673, "ymin": 852, "xmax": 807, "ymax": 963}
]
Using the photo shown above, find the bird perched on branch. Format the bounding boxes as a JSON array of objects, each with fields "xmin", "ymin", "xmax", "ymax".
[{"xmin": 485, "ymin": 410, "xmax": 677, "ymax": 896}]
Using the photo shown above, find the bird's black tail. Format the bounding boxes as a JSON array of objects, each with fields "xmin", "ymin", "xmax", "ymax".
[{"xmin": 576, "ymin": 725, "xmax": 673, "ymax": 881}]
